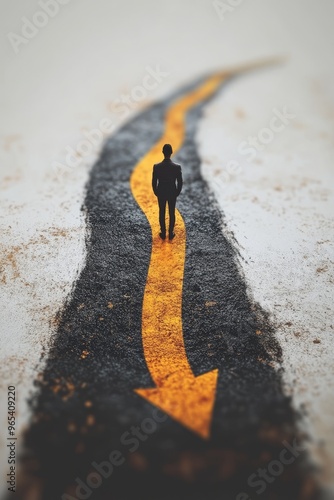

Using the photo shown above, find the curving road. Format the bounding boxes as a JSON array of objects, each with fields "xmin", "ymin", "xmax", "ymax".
[{"xmin": 13, "ymin": 65, "xmax": 320, "ymax": 500}]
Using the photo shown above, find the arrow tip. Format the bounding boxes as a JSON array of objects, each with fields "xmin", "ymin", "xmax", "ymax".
[{"xmin": 135, "ymin": 369, "xmax": 219, "ymax": 439}]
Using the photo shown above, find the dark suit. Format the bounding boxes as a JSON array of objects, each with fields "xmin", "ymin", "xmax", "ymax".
[{"xmin": 152, "ymin": 158, "xmax": 183, "ymax": 235}]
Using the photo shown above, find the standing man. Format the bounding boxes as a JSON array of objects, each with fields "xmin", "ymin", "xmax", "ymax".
[{"xmin": 152, "ymin": 144, "xmax": 183, "ymax": 240}]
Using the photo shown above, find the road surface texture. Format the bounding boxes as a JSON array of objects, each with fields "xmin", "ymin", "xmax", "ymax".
[{"xmin": 11, "ymin": 69, "xmax": 323, "ymax": 500}]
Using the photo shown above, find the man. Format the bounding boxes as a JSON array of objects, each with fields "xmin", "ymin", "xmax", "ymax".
[{"xmin": 152, "ymin": 144, "xmax": 183, "ymax": 240}]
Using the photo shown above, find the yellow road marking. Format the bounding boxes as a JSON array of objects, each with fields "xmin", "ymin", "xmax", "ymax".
[
  {"xmin": 130, "ymin": 73, "xmax": 227, "ymax": 439},
  {"xmin": 130, "ymin": 60, "xmax": 279, "ymax": 438}
]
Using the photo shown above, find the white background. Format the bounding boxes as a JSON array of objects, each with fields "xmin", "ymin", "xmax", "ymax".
[{"xmin": 1, "ymin": 0, "xmax": 333, "ymax": 494}]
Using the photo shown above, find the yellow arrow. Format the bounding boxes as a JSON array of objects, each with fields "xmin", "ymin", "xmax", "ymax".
[
  {"xmin": 130, "ymin": 60, "xmax": 280, "ymax": 438},
  {"xmin": 130, "ymin": 73, "xmax": 226, "ymax": 439}
]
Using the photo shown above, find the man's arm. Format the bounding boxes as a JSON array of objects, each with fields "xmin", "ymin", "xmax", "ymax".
[
  {"xmin": 176, "ymin": 165, "xmax": 183, "ymax": 196},
  {"xmin": 152, "ymin": 164, "xmax": 158, "ymax": 196}
]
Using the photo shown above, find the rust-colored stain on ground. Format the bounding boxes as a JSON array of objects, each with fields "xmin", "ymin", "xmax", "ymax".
[{"xmin": 50, "ymin": 377, "xmax": 75, "ymax": 401}]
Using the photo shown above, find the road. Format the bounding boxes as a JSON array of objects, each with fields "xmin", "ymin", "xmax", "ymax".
[{"xmin": 13, "ymin": 66, "xmax": 320, "ymax": 500}]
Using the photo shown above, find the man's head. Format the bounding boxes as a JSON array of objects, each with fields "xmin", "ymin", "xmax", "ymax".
[{"xmin": 162, "ymin": 143, "xmax": 173, "ymax": 158}]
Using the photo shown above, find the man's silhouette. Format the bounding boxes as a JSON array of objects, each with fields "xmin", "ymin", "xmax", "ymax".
[{"xmin": 152, "ymin": 144, "xmax": 183, "ymax": 240}]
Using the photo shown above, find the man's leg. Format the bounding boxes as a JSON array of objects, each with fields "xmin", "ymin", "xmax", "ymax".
[
  {"xmin": 167, "ymin": 196, "xmax": 176, "ymax": 237},
  {"xmin": 158, "ymin": 196, "xmax": 167, "ymax": 236}
]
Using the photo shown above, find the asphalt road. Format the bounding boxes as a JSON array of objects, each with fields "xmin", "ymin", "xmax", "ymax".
[{"xmin": 12, "ymin": 70, "xmax": 321, "ymax": 500}]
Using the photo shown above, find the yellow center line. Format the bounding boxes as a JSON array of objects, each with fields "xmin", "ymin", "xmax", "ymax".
[
  {"xmin": 129, "ymin": 59, "xmax": 280, "ymax": 437},
  {"xmin": 130, "ymin": 73, "xmax": 227, "ymax": 438}
]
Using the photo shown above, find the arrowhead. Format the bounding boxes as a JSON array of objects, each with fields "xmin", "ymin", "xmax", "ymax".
[{"xmin": 134, "ymin": 369, "xmax": 219, "ymax": 439}]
